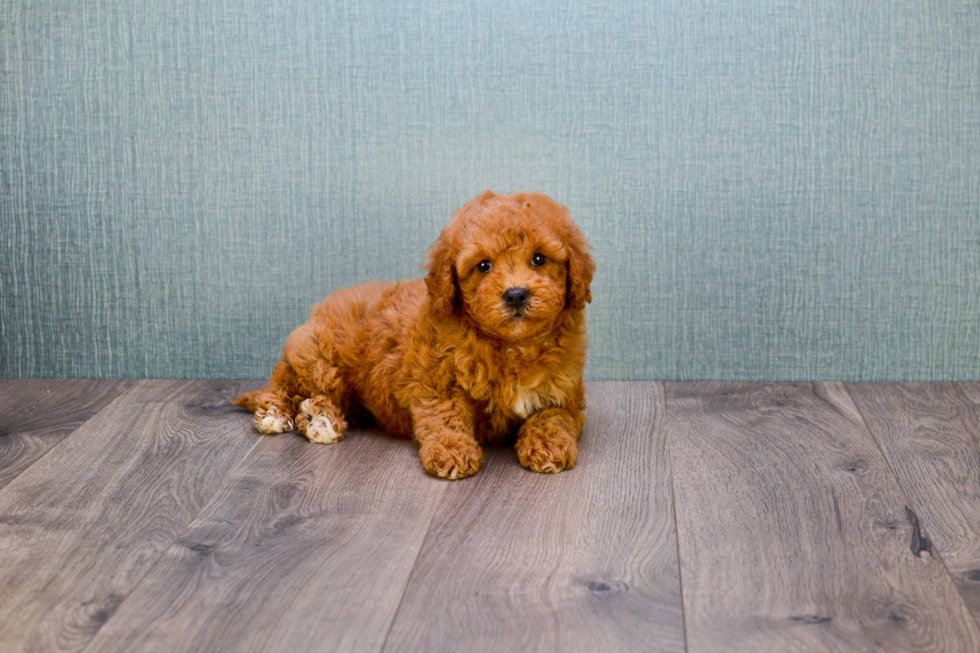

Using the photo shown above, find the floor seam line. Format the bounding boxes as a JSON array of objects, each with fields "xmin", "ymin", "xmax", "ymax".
[
  {"xmin": 75, "ymin": 382, "xmax": 263, "ymax": 653},
  {"xmin": 378, "ymin": 481, "xmax": 451, "ymax": 653},
  {"xmin": 0, "ymin": 380, "xmax": 139, "ymax": 498},
  {"xmin": 663, "ymin": 382, "xmax": 691, "ymax": 653},
  {"xmin": 842, "ymin": 382, "xmax": 980, "ymax": 634}
]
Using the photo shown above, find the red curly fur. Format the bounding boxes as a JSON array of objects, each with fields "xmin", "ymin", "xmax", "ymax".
[{"xmin": 233, "ymin": 191, "xmax": 595, "ymax": 479}]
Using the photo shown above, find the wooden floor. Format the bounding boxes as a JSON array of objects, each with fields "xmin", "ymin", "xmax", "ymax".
[{"xmin": 1, "ymin": 381, "xmax": 979, "ymax": 652}]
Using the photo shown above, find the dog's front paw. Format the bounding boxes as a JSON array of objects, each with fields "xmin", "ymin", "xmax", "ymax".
[
  {"xmin": 516, "ymin": 430, "xmax": 577, "ymax": 474},
  {"xmin": 419, "ymin": 439, "xmax": 482, "ymax": 480},
  {"xmin": 254, "ymin": 407, "xmax": 293, "ymax": 434}
]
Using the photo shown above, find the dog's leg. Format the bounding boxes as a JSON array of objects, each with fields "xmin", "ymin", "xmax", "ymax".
[
  {"xmin": 232, "ymin": 389, "xmax": 294, "ymax": 435},
  {"xmin": 295, "ymin": 395, "xmax": 348, "ymax": 444},
  {"xmin": 515, "ymin": 407, "xmax": 579, "ymax": 473},
  {"xmin": 411, "ymin": 397, "xmax": 482, "ymax": 480}
]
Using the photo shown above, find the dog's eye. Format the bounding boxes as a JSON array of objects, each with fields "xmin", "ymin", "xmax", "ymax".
[
  {"xmin": 530, "ymin": 253, "xmax": 547, "ymax": 267},
  {"xmin": 476, "ymin": 260, "xmax": 492, "ymax": 273}
]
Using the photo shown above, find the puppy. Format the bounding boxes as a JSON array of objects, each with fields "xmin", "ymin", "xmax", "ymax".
[{"xmin": 233, "ymin": 191, "xmax": 595, "ymax": 479}]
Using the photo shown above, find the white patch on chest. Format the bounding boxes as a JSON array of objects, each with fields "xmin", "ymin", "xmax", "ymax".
[{"xmin": 511, "ymin": 385, "xmax": 546, "ymax": 419}]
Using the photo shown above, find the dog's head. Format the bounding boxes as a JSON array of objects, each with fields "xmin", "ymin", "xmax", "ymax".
[{"xmin": 425, "ymin": 190, "xmax": 594, "ymax": 341}]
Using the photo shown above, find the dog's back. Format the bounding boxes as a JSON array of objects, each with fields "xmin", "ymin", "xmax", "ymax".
[{"xmin": 234, "ymin": 279, "xmax": 428, "ymax": 437}]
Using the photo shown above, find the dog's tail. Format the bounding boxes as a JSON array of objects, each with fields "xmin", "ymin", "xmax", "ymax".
[{"xmin": 231, "ymin": 388, "xmax": 268, "ymax": 413}]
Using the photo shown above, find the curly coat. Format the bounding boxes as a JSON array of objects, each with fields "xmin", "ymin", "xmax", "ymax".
[{"xmin": 233, "ymin": 190, "xmax": 595, "ymax": 479}]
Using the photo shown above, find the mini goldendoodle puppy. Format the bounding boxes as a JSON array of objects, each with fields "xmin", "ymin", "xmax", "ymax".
[{"xmin": 233, "ymin": 190, "xmax": 594, "ymax": 479}]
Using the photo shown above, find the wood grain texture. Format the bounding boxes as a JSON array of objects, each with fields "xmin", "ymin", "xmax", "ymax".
[
  {"xmin": 81, "ymin": 425, "xmax": 449, "ymax": 653},
  {"xmin": 382, "ymin": 382, "xmax": 685, "ymax": 653},
  {"xmin": 665, "ymin": 382, "xmax": 980, "ymax": 653},
  {"xmin": 0, "ymin": 380, "xmax": 260, "ymax": 653},
  {"xmin": 847, "ymin": 383, "xmax": 980, "ymax": 621},
  {"xmin": 0, "ymin": 379, "xmax": 134, "ymax": 490}
]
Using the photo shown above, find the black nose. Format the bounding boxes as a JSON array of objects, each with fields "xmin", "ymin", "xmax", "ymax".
[{"xmin": 503, "ymin": 287, "xmax": 529, "ymax": 308}]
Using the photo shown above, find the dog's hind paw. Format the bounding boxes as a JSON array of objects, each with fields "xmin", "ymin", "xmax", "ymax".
[
  {"xmin": 254, "ymin": 407, "xmax": 293, "ymax": 434},
  {"xmin": 305, "ymin": 413, "xmax": 342, "ymax": 444},
  {"xmin": 297, "ymin": 398, "xmax": 343, "ymax": 444}
]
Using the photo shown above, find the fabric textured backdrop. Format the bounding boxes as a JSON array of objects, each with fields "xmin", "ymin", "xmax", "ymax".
[{"xmin": 2, "ymin": 0, "xmax": 978, "ymax": 380}]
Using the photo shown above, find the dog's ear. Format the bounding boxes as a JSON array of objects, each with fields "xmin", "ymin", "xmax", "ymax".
[
  {"xmin": 565, "ymin": 222, "xmax": 595, "ymax": 311},
  {"xmin": 424, "ymin": 228, "xmax": 457, "ymax": 316}
]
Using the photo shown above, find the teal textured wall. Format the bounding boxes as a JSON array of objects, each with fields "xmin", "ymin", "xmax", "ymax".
[{"xmin": 2, "ymin": 0, "xmax": 978, "ymax": 380}]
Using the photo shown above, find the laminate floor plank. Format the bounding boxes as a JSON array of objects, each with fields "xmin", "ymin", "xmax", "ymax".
[
  {"xmin": 81, "ymin": 424, "xmax": 449, "ymax": 653},
  {"xmin": 0, "ymin": 379, "xmax": 260, "ymax": 653},
  {"xmin": 847, "ymin": 383, "xmax": 980, "ymax": 621},
  {"xmin": 382, "ymin": 381, "xmax": 685, "ymax": 653},
  {"xmin": 0, "ymin": 379, "xmax": 135, "ymax": 490},
  {"xmin": 666, "ymin": 382, "xmax": 980, "ymax": 653}
]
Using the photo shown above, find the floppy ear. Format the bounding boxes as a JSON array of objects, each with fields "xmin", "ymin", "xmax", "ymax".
[
  {"xmin": 565, "ymin": 225, "xmax": 595, "ymax": 311},
  {"xmin": 424, "ymin": 228, "xmax": 458, "ymax": 316}
]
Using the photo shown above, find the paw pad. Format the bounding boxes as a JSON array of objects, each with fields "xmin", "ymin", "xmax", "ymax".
[
  {"xmin": 254, "ymin": 407, "xmax": 293, "ymax": 434},
  {"xmin": 305, "ymin": 413, "xmax": 341, "ymax": 444}
]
